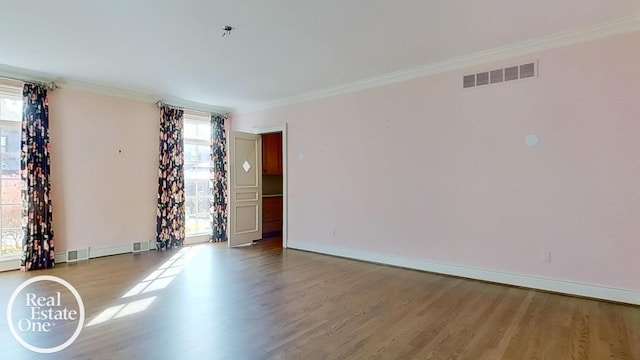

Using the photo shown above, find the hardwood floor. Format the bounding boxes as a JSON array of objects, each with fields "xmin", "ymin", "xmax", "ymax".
[{"xmin": 0, "ymin": 238, "xmax": 638, "ymax": 359}]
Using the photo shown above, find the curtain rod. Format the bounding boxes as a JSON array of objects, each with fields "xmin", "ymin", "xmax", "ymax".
[
  {"xmin": 155, "ymin": 100, "xmax": 184, "ymax": 110},
  {"xmin": 155, "ymin": 100, "xmax": 229, "ymax": 117},
  {"xmin": 0, "ymin": 75, "xmax": 60, "ymax": 90}
]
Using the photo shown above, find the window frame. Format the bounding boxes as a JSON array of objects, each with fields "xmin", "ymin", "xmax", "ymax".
[
  {"xmin": 183, "ymin": 111, "xmax": 212, "ymax": 239},
  {"xmin": 0, "ymin": 85, "xmax": 23, "ymax": 259}
]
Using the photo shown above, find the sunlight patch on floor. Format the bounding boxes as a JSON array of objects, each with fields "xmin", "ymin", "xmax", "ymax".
[
  {"xmin": 86, "ymin": 246, "xmax": 197, "ymax": 328},
  {"xmin": 114, "ymin": 297, "xmax": 157, "ymax": 319}
]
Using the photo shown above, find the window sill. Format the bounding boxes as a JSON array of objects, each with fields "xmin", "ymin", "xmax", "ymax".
[
  {"xmin": 187, "ymin": 232, "xmax": 211, "ymax": 237},
  {"xmin": 185, "ymin": 233, "xmax": 210, "ymax": 245}
]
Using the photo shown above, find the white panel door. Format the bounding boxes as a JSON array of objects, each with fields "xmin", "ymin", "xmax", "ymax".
[{"xmin": 228, "ymin": 131, "xmax": 262, "ymax": 247}]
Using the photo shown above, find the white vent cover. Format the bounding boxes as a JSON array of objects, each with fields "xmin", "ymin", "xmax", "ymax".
[
  {"xmin": 464, "ymin": 61, "xmax": 537, "ymax": 88},
  {"xmin": 132, "ymin": 241, "xmax": 150, "ymax": 253},
  {"xmin": 463, "ymin": 75, "xmax": 475, "ymax": 88},
  {"xmin": 490, "ymin": 69, "xmax": 503, "ymax": 83},
  {"xmin": 520, "ymin": 63, "xmax": 535, "ymax": 78},
  {"xmin": 67, "ymin": 248, "xmax": 89, "ymax": 263},
  {"xmin": 476, "ymin": 72, "xmax": 489, "ymax": 86},
  {"xmin": 504, "ymin": 66, "xmax": 519, "ymax": 81}
]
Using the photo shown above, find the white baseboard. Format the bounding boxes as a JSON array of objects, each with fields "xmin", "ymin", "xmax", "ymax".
[
  {"xmin": 0, "ymin": 257, "xmax": 20, "ymax": 272},
  {"xmin": 289, "ymin": 242, "xmax": 640, "ymax": 306},
  {"xmin": 55, "ymin": 240, "xmax": 155, "ymax": 263},
  {"xmin": 1, "ymin": 242, "xmax": 154, "ymax": 270}
]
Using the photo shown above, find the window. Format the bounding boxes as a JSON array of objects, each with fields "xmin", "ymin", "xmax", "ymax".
[
  {"xmin": 183, "ymin": 112, "xmax": 211, "ymax": 236},
  {"xmin": 0, "ymin": 84, "xmax": 23, "ymax": 257}
]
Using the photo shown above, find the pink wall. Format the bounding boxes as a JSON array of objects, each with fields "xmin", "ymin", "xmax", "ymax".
[
  {"xmin": 49, "ymin": 88, "xmax": 159, "ymax": 251},
  {"xmin": 233, "ymin": 32, "xmax": 640, "ymax": 292}
]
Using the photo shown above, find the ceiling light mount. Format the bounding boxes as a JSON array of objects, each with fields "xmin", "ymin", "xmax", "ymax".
[{"xmin": 222, "ymin": 26, "xmax": 234, "ymax": 37}]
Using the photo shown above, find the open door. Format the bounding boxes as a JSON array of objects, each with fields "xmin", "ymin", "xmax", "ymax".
[{"xmin": 228, "ymin": 131, "xmax": 262, "ymax": 247}]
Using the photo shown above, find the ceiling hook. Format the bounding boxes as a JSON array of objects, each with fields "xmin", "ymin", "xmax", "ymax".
[{"xmin": 222, "ymin": 26, "xmax": 234, "ymax": 37}]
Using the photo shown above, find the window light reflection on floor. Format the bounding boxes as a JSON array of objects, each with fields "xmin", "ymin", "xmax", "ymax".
[
  {"xmin": 86, "ymin": 247, "xmax": 194, "ymax": 327},
  {"xmin": 143, "ymin": 269, "xmax": 165, "ymax": 282},
  {"xmin": 113, "ymin": 297, "xmax": 157, "ymax": 319},
  {"xmin": 142, "ymin": 276, "xmax": 175, "ymax": 294},
  {"xmin": 86, "ymin": 305, "xmax": 125, "ymax": 327}
]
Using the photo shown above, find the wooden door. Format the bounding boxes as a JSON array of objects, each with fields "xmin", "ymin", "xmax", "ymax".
[{"xmin": 228, "ymin": 131, "xmax": 262, "ymax": 247}]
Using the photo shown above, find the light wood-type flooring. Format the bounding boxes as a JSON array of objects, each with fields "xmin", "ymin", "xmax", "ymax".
[{"xmin": 0, "ymin": 238, "xmax": 638, "ymax": 359}]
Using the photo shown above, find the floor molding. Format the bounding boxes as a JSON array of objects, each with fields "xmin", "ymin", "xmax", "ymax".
[
  {"xmin": 289, "ymin": 242, "xmax": 640, "ymax": 306},
  {"xmin": 1, "ymin": 242, "xmax": 155, "ymax": 272},
  {"xmin": 0, "ymin": 257, "xmax": 20, "ymax": 272},
  {"xmin": 55, "ymin": 241, "xmax": 156, "ymax": 264}
]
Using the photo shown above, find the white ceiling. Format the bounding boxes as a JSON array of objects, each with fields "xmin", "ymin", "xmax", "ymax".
[{"xmin": 0, "ymin": 1, "xmax": 639, "ymax": 111}]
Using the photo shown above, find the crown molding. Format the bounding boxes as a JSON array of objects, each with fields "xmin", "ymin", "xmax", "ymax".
[
  {"xmin": 0, "ymin": 64, "xmax": 59, "ymax": 85},
  {"xmin": 62, "ymin": 79, "xmax": 157, "ymax": 103},
  {"xmin": 62, "ymin": 80, "xmax": 233, "ymax": 114},
  {"xmin": 240, "ymin": 15, "xmax": 640, "ymax": 114},
  {"xmin": 4, "ymin": 8, "xmax": 640, "ymax": 116},
  {"xmin": 0, "ymin": 64, "xmax": 232, "ymax": 114}
]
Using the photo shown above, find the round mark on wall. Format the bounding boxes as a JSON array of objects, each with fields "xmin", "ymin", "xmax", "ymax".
[{"xmin": 525, "ymin": 134, "xmax": 539, "ymax": 146}]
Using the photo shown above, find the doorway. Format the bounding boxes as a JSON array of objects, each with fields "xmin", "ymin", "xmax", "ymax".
[
  {"xmin": 261, "ymin": 132, "xmax": 283, "ymax": 246},
  {"xmin": 252, "ymin": 125, "xmax": 287, "ymax": 248}
]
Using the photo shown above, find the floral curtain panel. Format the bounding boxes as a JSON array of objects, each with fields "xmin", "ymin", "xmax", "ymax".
[
  {"xmin": 21, "ymin": 83, "xmax": 55, "ymax": 271},
  {"xmin": 210, "ymin": 114, "xmax": 227, "ymax": 242},
  {"xmin": 156, "ymin": 106, "xmax": 185, "ymax": 250}
]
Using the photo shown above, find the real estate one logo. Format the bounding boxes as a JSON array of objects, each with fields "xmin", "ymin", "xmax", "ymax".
[{"xmin": 6, "ymin": 275, "xmax": 85, "ymax": 354}]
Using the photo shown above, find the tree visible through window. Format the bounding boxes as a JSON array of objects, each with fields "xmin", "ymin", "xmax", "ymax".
[
  {"xmin": 184, "ymin": 113, "xmax": 212, "ymax": 236},
  {"xmin": 0, "ymin": 86, "xmax": 23, "ymax": 257}
]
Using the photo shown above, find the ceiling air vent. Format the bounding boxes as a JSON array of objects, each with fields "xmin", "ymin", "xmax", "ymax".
[{"xmin": 464, "ymin": 61, "xmax": 536, "ymax": 88}]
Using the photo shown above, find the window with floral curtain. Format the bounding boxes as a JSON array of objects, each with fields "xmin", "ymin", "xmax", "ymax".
[
  {"xmin": 183, "ymin": 112, "xmax": 212, "ymax": 237},
  {"xmin": 210, "ymin": 114, "xmax": 227, "ymax": 242},
  {"xmin": 156, "ymin": 106, "xmax": 185, "ymax": 250},
  {"xmin": 0, "ymin": 81, "xmax": 23, "ymax": 259},
  {"xmin": 21, "ymin": 83, "xmax": 55, "ymax": 271}
]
